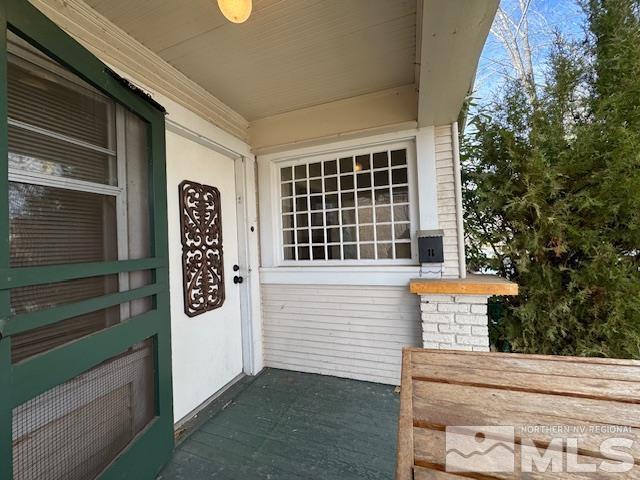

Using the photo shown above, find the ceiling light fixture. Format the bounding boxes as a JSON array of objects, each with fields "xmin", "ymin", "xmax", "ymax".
[{"xmin": 217, "ymin": 0, "xmax": 252, "ymax": 23}]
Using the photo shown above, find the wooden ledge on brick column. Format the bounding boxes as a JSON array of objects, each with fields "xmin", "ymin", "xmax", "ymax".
[{"xmin": 409, "ymin": 273, "xmax": 518, "ymax": 296}]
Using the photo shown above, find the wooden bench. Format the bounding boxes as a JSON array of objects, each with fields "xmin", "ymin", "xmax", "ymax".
[{"xmin": 395, "ymin": 348, "xmax": 640, "ymax": 479}]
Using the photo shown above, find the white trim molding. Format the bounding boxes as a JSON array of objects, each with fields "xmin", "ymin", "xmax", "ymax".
[
  {"xmin": 415, "ymin": 126, "xmax": 439, "ymax": 231},
  {"xmin": 451, "ymin": 122, "xmax": 466, "ymax": 278},
  {"xmin": 30, "ymin": 0, "xmax": 249, "ymax": 141}
]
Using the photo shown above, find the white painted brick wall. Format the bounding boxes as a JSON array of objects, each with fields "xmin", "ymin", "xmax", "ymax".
[{"xmin": 419, "ymin": 294, "xmax": 490, "ymax": 351}]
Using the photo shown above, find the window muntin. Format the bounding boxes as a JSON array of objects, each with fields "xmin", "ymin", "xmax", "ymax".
[{"xmin": 279, "ymin": 146, "xmax": 414, "ymax": 263}]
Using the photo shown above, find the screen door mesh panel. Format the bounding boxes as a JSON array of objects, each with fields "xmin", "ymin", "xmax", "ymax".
[{"xmin": 11, "ymin": 339, "xmax": 156, "ymax": 480}]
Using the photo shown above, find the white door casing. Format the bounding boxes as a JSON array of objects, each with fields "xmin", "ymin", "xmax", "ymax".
[{"xmin": 166, "ymin": 131, "xmax": 244, "ymax": 422}]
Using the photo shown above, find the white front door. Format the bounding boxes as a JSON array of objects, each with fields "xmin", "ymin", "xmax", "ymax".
[{"xmin": 166, "ymin": 131, "xmax": 244, "ymax": 422}]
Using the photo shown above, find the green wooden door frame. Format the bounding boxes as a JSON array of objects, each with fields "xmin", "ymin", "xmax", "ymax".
[{"xmin": 0, "ymin": 0, "xmax": 174, "ymax": 478}]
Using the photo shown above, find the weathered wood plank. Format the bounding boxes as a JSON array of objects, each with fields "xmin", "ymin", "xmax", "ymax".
[
  {"xmin": 410, "ymin": 350, "xmax": 640, "ymax": 382},
  {"xmin": 408, "ymin": 348, "xmax": 640, "ymax": 367},
  {"xmin": 412, "ymin": 381, "xmax": 640, "ymax": 428},
  {"xmin": 395, "ymin": 348, "xmax": 414, "ymax": 480},
  {"xmin": 410, "ymin": 364, "xmax": 640, "ymax": 403},
  {"xmin": 397, "ymin": 349, "xmax": 640, "ymax": 479}
]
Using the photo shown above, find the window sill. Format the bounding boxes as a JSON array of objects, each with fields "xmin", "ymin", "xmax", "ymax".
[{"xmin": 259, "ymin": 265, "xmax": 420, "ymax": 286}]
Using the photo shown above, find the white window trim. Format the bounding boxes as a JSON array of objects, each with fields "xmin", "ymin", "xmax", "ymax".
[{"xmin": 259, "ymin": 132, "xmax": 420, "ymax": 269}]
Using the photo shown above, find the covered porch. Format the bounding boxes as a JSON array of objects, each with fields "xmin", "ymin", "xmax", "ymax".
[
  {"xmin": 1, "ymin": 1, "xmax": 500, "ymax": 479},
  {"xmin": 158, "ymin": 368, "xmax": 399, "ymax": 480}
]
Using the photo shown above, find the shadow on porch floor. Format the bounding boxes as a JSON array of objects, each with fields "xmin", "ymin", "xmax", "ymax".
[{"xmin": 157, "ymin": 368, "xmax": 400, "ymax": 480}]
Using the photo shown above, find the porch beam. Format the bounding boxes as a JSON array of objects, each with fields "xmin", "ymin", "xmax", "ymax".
[
  {"xmin": 417, "ymin": 0, "xmax": 499, "ymax": 126},
  {"xmin": 2, "ymin": 283, "xmax": 163, "ymax": 336},
  {"xmin": 0, "ymin": 257, "xmax": 164, "ymax": 289}
]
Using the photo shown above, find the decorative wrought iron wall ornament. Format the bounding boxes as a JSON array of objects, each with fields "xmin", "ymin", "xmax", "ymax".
[{"xmin": 179, "ymin": 180, "xmax": 225, "ymax": 316}]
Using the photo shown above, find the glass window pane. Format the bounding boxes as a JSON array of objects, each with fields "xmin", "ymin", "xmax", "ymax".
[
  {"xmin": 377, "ymin": 243, "xmax": 393, "ymax": 259},
  {"xmin": 340, "ymin": 175, "xmax": 354, "ymax": 190},
  {"xmin": 310, "ymin": 195, "xmax": 323, "ymax": 211},
  {"xmin": 376, "ymin": 224, "xmax": 392, "ymax": 242},
  {"xmin": 281, "ymin": 167, "xmax": 292, "ymax": 181},
  {"xmin": 296, "ymin": 229, "xmax": 309, "ymax": 244},
  {"xmin": 375, "ymin": 188, "xmax": 391, "ymax": 205},
  {"xmin": 281, "ymin": 182, "xmax": 292, "ymax": 197},
  {"xmin": 296, "ymin": 213, "xmax": 308, "ymax": 228},
  {"xmin": 376, "ymin": 206, "xmax": 392, "ymax": 223},
  {"xmin": 9, "ymin": 126, "xmax": 116, "ymax": 185},
  {"xmin": 358, "ymin": 207, "xmax": 373, "ymax": 224},
  {"xmin": 295, "ymin": 181, "xmax": 307, "ymax": 196},
  {"xmin": 10, "ymin": 182, "xmax": 117, "ymax": 267},
  {"xmin": 283, "ymin": 230, "xmax": 294, "ymax": 245},
  {"xmin": 8, "ymin": 52, "xmax": 115, "ymax": 149},
  {"xmin": 395, "ymin": 242, "xmax": 412, "ymax": 259},
  {"xmin": 339, "ymin": 157, "xmax": 353, "ymax": 173},
  {"xmin": 311, "ymin": 212, "xmax": 324, "ymax": 227},
  {"xmin": 309, "ymin": 178, "xmax": 322, "ymax": 194},
  {"xmin": 393, "ymin": 205, "xmax": 410, "ymax": 222},
  {"xmin": 374, "ymin": 170, "xmax": 389, "ymax": 187},
  {"xmin": 326, "ymin": 228, "xmax": 340, "ymax": 243},
  {"xmin": 325, "ymin": 193, "xmax": 338, "ymax": 209},
  {"xmin": 357, "ymin": 172, "xmax": 371, "ymax": 189},
  {"xmin": 344, "ymin": 244, "xmax": 357, "ymax": 259},
  {"xmin": 324, "ymin": 160, "xmax": 337, "ymax": 175},
  {"xmin": 324, "ymin": 176, "xmax": 338, "ymax": 192},
  {"xmin": 392, "ymin": 168, "xmax": 408, "ymax": 185},
  {"xmin": 355, "ymin": 154, "xmax": 370, "ymax": 172},
  {"xmin": 342, "ymin": 226, "xmax": 357, "ymax": 242},
  {"xmin": 328, "ymin": 245, "xmax": 341, "ymax": 260},
  {"xmin": 393, "ymin": 186, "xmax": 409, "ymax": 203},
  {"xmin": 373, "ymin": 151, "xmax": 389, "ymax": 169},
  {"xmin": 309, "ymin": 162, "xmax": 322, "ymax": 177},
  {"xmin": 391, "ymin": 149, "xmax": 407, "ymax": 166},
  {"xmin": 360, "ymin": 243, "xmax": 375, "ymax": 259},
  {"xmin": 298, "ymin": 246, "xmax": 310, "ymax": 260},
  {"xmin": 359, "ymin": 225, "xmax": 374, "ymax": 242},
  {"xmin": 312, "ymin": 246, "xmax": 325, "ymax": 260},
  {"xmin": 311, "ymin": 229, "xmax": 325, "ymax": 244},
  {"xmin": 296, "ymin": 197, "xmax": 308, "ymax": 212},
  {"xmin": 341, "ymin": 209, "xmax": 356, "ymax": 225},
  {"xmin": 295, "ymin": 164, "xmax": 306, "ymax": 179},
  {"xmin": 326, "ymin": 211, "xmax": 339, "ymax": 226},
  {"xmin": 341, "ymin": 192, "xmax": 355, "ymax": 208},
  {"xmin": 284, "ymin": 246, "xmax": 295, "ymax": 260},
  {"xmin": 357, "ymin": 190, "xmax": 372, "ymax": 207},
  {"xmin": 11, "ymin": 275, "xmax": 117, "ymax": 315},
  {"xmin": 282, "ymin": 198, "xmax": 293, "ymax": 213},
  {"xmin": 395, "ymin": 223, "xmax": 411, "ymax": 240},
  {"xmin": 282, "ymin": 214, "xmax": 294, "ymax": 229}
]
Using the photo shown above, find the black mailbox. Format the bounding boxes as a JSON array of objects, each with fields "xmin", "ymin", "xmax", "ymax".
[{"xmin": 418, "ymin": 230, "xmax": 444, "ymax": 263}]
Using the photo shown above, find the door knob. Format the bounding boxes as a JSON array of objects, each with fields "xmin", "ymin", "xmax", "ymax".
[
  {"xmin": 233, "ymin": 276, "xmax": 244, "ymax": 284},
  {"xmin": 233, "ymin": 264, "xmax": 240, "ymax": 271}
]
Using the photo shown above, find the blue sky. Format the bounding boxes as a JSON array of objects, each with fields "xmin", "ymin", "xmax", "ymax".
[{"xmin": 474, "ymin": 0, "xmax": 586, "ymax": 102}]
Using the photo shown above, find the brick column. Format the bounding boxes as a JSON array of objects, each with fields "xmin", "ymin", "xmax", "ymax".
[{"xmin": 419, "ymin": 294, "xmax": 490, "ymax": 351}]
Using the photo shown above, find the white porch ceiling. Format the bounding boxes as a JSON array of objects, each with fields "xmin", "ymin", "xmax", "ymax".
[{"xmin": 84, "ymin": 0, "xmax": 417, "ymax": 122}]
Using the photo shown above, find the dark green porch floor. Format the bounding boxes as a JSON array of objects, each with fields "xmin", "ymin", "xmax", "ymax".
[{"xmin": 157, "ymin": 368, "xmax": 399, "ymax": 480}]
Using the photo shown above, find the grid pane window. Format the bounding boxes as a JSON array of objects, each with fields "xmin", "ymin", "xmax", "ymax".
[{"xmin": 280, "ymin": 148, "xmax": 412, "ymax": 261}]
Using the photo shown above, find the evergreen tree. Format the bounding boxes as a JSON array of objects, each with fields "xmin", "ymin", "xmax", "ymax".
[{"xmin": 462, "ymin": 0, "xmax": 640, "ymax": 358}]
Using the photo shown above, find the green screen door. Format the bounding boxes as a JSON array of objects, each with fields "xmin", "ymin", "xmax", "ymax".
[{"xmin": 0, "ymin": 1, "xmax": 174, "ymax": 479}]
